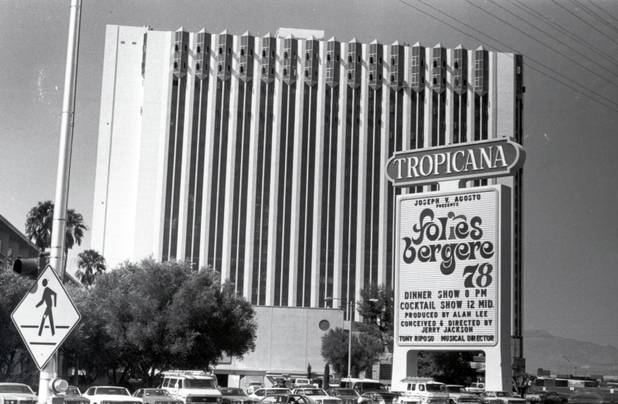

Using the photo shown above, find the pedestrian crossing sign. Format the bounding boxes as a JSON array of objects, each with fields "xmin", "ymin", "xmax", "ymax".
[{"xmin": 11, "ymin": 265, "xmax": 81, "ymax": 370}]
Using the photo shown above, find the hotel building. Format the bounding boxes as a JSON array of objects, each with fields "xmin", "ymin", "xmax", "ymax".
[{"xmin": 91, "ymin": 25, "xmax": 524, "ymax": 378}]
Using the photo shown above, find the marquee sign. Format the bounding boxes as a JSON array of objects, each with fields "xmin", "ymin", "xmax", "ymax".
[
  {"xmin": 395, "ymin": 186, "xmax": 510, "ymax": 347},
  {"xmin": 386, "ymin": 138, "xmax": 525, "ymax": 187}
]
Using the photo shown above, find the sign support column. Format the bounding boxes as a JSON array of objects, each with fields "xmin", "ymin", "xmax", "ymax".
[{"xmin": 41, "ymin": 1, "xmax": 82, "ymax": 403}]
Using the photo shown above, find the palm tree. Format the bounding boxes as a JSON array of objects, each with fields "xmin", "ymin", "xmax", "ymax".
[
  {"xmin": 25, "ymin": 200, "xmax": 87, "ymax": 251},
  {"xmin": 76, "ymin": 249, "xmax": 106, "ymax": 286}
]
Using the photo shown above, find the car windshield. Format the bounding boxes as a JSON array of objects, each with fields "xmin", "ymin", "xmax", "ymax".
[
  {"xmin": 331, "ymin": 389, "xmax": 357, "ymax": 396},
  {"xmin": 96, "ymin": 387, "xmax": 130, "ymax": 395},
  {"xmin": 144, "ymin": 389, "xmax": 169, "ymax": 396},
  {"xmin": 66, "ymin": 387, "xmax": 81, "ymax": 395},
  {"xmin": 266, "ymin": 389, "xmax": 291, "ymax": 394},
  {"xmin": 361, "ymin": 383, "xmax": 386, "ymax": 392},
  {"xmin": 260, "ymin": 396, "xmax": 291, "ymax": 404},
  {"xmin": 0, "ymin": 385, "xmax": 34, "ymax": 394},
  {"xmin": 222, "ymin": 388, "xmax": 246, "ymax": 396},
  {"xmin": 447, "ymin": 386, "xmax": 465, "ymax": 393},
  {"xmin": 297, "ymin": 389, "xmax": 326, "ymax": 396},
  {"xmin": 426, "ymin": 384, "xmax": 445, "ymax": 392},
  {"xmin": 185, "ymin": 379, "xmax": 216, "ymax": 389}
]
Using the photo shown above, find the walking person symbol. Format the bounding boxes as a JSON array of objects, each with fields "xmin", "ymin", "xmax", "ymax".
[{"xmin": 36, "ymin": 279, "xmax": 57, "ymax": 336}]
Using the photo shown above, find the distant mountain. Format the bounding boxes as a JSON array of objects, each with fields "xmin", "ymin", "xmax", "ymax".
[{"xmin": 524, "ymin": 329, "xmax": 618, "ymax": 375}]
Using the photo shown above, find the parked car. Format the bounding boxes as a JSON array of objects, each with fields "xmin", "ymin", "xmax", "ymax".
[
  {"xmin": 83, "ymin": 386, "xmax": 142, "ymax": 404},
  {"xmin": 357, "ymin": 391, "xmax": 401, "ymax": 404},
  {"xmin": 538, "ymin": 392, "xmax": 568, "ymax": 404},
  {"xmin": 250, "ymin": 389, "xmax": 293, "ymax": 400},
  {"xmin": 293, "ymin": 380, "xmax": 313, "ymax": 388},
  {"xmin": 291, "ymin": 388, "xmax": 341, "ymax": 404},
  {"xmin": 133, "ymin": 388, "xmax": 182, "ymax": 404},
  {"xmin": 567, "ymin": 392, "xmax": 604, "ymax": 404},
  {"xmin": 479, "ymin": 391, "xmax": 525, "ymax": 404},
  {"xmin": 160, "ymin": 370, "xmax": 222, "ymax": 404},
  {"xmin": 258, "ymin": 394, "xmax": 311, "ymax": 404},
  {"xmin": 246, "ymin": 384, "xmax": 264, "ymax": 395},
  {"xmin": 445, "ymin": 385, "xmax": 482, "ymax": 404},
  {"xmin": 339, "ymin": 379, "xmax": 387, "ymax": 395},
  {"xmin": 62, "ymin": 385, "xmax": 90, "ymax": 404},
  {"xmin": 0, "ymin": 382, "xmax": 37, "ymax": 404},
  {"xmin": 465, "ymin": 385, "xmax": 485, "ymax": 394},
  {"xmin": 219, "ymin": 388, "xmax": 258, "ymax": 404},
  {"xmin": 325, "ymin": 388, "xmax": 360, "ymax": 404}
]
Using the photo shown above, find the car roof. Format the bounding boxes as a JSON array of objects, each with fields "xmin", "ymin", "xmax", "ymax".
[
  {"xmin": 340, "ymin": 378, "xmax": 380, "ymax": 382},
  {"xmin": 89, "ymin": 386, "xmax": 129, "ymax": 391},
  {"xmin": 162, "ymin": 371, "xmax": 214, "ymax": 379},
  {"xmin": 401, "ymin": 378, "xmax": 435, "ymax": 383},
  {"xmin": 260, "ymin": 388, "xmax": 290, "ymax": 391}
]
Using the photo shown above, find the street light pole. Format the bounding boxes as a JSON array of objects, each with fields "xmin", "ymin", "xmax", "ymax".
[
  {"xmin": 40, "ymin": 2, "xmax": 82, "ymax": 404},
  {"xmin": 324, "ymin": 297, "xmax": 354, "ymax": 379},
  {"xmin": 347, "ymin": 299, "xmax": 353, "ymax": 378}
]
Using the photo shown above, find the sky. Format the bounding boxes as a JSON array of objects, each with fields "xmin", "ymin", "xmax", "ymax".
[{"xmin": 1, "ymin": 0, "xmax": 617, "ymax": 349}]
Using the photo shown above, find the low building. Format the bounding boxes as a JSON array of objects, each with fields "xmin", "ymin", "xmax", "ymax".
[
  {"xmin": 0, "ymin": 214, "xmax": 39, "ymax": 272},
  {"xmin": 215, "ymin": 306, "xmax": 344, "ymax": 386}
]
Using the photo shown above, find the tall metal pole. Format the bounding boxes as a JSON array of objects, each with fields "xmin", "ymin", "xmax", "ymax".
[
  {"xmin": 39, "ymin": 1, "xmax": 82, "ymax": 403},
  {"xmin": 347, "ymin": 299, "xmax": 352, "ymax": 378}
]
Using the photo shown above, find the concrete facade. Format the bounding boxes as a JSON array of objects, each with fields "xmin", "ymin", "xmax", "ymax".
[{"xmin": 91, "ymin": 25, "xmax": 524, "ymax": 377}]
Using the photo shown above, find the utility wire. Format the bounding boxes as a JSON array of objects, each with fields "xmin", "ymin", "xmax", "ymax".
[
  {"xmin": 490, "ymin": 0, "xmax": 618, "ymax": 79},
  {"xmin": 413, "ymin": 0, "xmax": 618, "ymax": 110},
  {"xmin": 415, "ymin": 0, "xmax": 618, "ymax": 109},
  {"xmin": 587, "ymin": 0, "xmax": 618, "ymax": 25},
  {"xmin": 395, "ymin": 0, "xmax": 618, "ymax": 113},
  {"xmin": 571, "ymin": 0, "xmax": 618, "ymax": 35},
  {"xmin": 551, "ymin": 0, "xmax": 618, "ymax": 46},
  {"xmin": 463, "ymin": 0, "xmax": 618, "ymax": 89},
  {"xmin": 511, "ymin": 0, "xmax": 618, "ymax": 67}
]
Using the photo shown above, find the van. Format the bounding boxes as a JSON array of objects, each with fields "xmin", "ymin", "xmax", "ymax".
[
  {"xmin": 398, "ymin": 377, "xmax": 448, "ymax": 404},
  {"xmin": 160, "ymin": 370, "xmax": 221, "ymax": 404},
  {"xmin": 339, "ymin": 378, "xmax": 386, "ymax": 394},
  {"xmin": 293, "ymin": 378, "xmax": 312, "ymax": 387}
]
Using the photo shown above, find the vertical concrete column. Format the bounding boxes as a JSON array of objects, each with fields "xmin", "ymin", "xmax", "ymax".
[{"xmin": 391, "ymin": 347, "xmax": 418, "ymax": 392}]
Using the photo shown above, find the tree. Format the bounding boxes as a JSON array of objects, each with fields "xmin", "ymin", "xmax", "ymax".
[
  {"xmin": 62, "ymin": 283, "xmax": 119, "ymax": 386},
  {"xmin": 321, "ymin": 327, "xmax": 382, "ymax": 377},
  {"xmin": 357, "ymin": 284, "xmax": 394, "ymax": 351},
  {"xmin": 76, "ymin": 249, "xmax": 106, "ymax": 286},
  {"xmin": 323, "ymin": 363, "xmax": 330, "ymax": 389},
  {"xmin": 63, "ymin": 259, "xmax": 257, "ymax": 387},
  {"xmin": 167, "ymin": 268, "xmax": 257, "ymax": 370},
  {"xmin": 25, "ymin": 200, "xmax": 87, "ymax": 251},
  {"xmin": 418, "ymin": 351, "xmax": 478, "ymax": 385},
  {"xmin": 0, "ymin": 271, "xmax": 38, "ymax": 383}
]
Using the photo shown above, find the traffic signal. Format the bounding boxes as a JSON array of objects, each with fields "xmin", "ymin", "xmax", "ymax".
[{"xmin": 12, "ymin": 253, "xmax": 48, "ymax": 279}]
